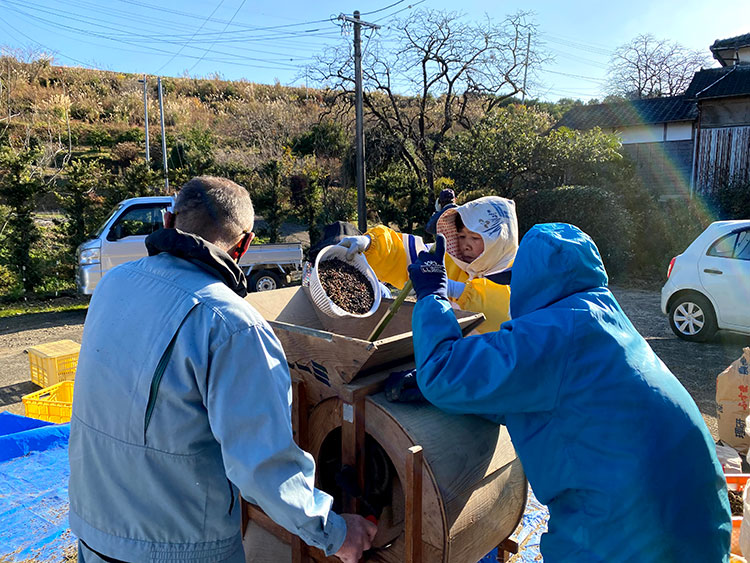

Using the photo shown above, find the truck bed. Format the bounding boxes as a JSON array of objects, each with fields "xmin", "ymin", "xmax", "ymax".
[{"xmin": 238, "ymin": 243, "xmax": 303, "ymax": 267}]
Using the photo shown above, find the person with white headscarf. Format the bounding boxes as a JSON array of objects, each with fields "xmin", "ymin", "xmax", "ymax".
[{"xmin": 338, "ymin": 196, "xmax": 518, "ymax": 334}]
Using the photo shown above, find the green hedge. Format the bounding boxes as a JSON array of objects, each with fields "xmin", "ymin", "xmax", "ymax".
[{"xmin": 515, "ymin": 186, "xmax": 634, "ymax": 280}]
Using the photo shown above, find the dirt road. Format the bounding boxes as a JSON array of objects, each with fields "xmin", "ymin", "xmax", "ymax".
[
  {"xmin": 1, "ymin": 287, "xmax": 749, "ymax": 438},
  {"xmin": 0, "ymin": 309, "xmax": 87, "ymax": 416}
]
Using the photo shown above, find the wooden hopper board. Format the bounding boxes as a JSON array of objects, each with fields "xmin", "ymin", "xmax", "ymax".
[{"xmin": 246, "ymin": 287, "xmax": 484, "ymax": 384}]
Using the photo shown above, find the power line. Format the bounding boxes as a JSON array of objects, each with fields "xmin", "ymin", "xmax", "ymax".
[
  {"xmin": 0, "ymin": 15, "xmax": 93, "ymax": 67},
  {"xmin": 189, "ymin": 0, "xmax": 249, "ymax": 72},
  {"xmin": 113, "ymin": 0, "xmax": 332, "ymax": 33},
  {"xmin": 8, "ymin": 0, "xmax": 340, "ymax": 49},
  {"xmin": 540, "ymin": 34, "xmax": 613, "ymax": 57},
  {"xmin": 2, "ymin": 3, "xmax": 315, "ymax": 68},
  {"xmin": 543, "ymin": 69, "xmax": 606, "ymax": 84},
  {"xmin": 373, "ymin": 0, "xmax": 426, "ymax": 23},
  {"xmin": 360, "ymin": 0, "xmax": 405, "ymax": 16},
  {"xmin": 547, "ymin": 47, "xmax": 609, "ymax": 70},
  {"xmin": 157, "ymin": 0, "xmax": 227, "ymax": 72},
  {"xmin": 2, "ymin": 5, "xmax": 309, "ymax": 72}
]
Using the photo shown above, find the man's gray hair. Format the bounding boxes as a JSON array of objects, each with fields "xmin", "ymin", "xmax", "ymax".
[{"xmin": 174, "ymin": 176, "xmax": 254, "ymax": 247}]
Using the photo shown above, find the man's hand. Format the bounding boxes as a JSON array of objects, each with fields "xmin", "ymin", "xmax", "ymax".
[
  {"xmin": 338, "ymin": 235, "xmax": 371, "ymax": 260},
  {"xmin": 334, "ymin": 514, "xmax": 378, "ymax": 563},
  {"xmin": 407, "ymin": 234, "xmax": 448, "ymax": 301}
]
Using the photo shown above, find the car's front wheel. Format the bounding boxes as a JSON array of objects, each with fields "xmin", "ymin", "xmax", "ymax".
[{"xmin": 668, "ymin": 293, "xmax": 717, "ymax": 342}]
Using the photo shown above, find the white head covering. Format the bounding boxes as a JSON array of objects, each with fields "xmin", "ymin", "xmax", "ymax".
[{"xmin": 436, "ymin": 196, "xmax": 518, "ymax": 279}]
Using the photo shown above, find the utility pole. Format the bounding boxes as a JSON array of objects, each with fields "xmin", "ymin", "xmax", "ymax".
[
  {"xmin": 157, "ymin": 77, "xmax": 169, "ymax": 193},
  {"xmin": 521, "ymin": 32, "xmax": 531, "ymax": 104},
  {"xmin": 338, "ymin": 10, "xmax": 379, "ymax": 233},
  {"xmin": 139, "ymin": 75, "xmax": 150, "ymax": 163}
]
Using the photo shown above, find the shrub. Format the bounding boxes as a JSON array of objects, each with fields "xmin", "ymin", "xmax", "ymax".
[
  {"xmin": 117, "ymin": 128, "xmax": 144, "ymax": 144},
  {"xmin": 712, "ymin": 179, "xmax": 750, "ymax": 220},
  {"xmin": 606, "ymin": 177, "xmax": 711, "ymax": 281},
  {"xmin": 291, "ymin": 120, "xmax": 349, "ymax": 159},
  {"xmin": 368, "ymin": 162, "xmax": 430, "ymax": 233},
  {"xmin": 515, "ymin": 186, "xmax": 634, "ymax": 280},
  {"xmin": 87, "ymin": 128, "xmax": 113, "ymax": 150},
  {"xmin": 0, "ymin": 264, "xmax": 18, "ymax": 294},
  {"xmin": 111, "ymin": 142, "xmax": 142, "ymax": 168}
]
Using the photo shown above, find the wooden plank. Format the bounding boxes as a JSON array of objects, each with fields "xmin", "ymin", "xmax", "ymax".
[
  {"xmin": 244, "ymin": 520, "xmax": 292, "ymax": 563},
  {"xmin": 496, "ymin": 538, "xmax": 519, "ymax": 562},
  {"xmin": 250, "ymin": 286, "xmax": 483, "ymax": 386},
  {"xmin": 701, "ymin": 99, "xmax": 750, "ymax": 128},
  {"xmin": 405, "ymin": 445, "xmax": 423, "ymax": 563},
  {"xmin": 292, "ymin": 380, "xmax": 309, "ymax": 450},
  {"xmin": 246, "ymin": 504, "xmax": 292, "ymax": 544},
  {"xmin": 241, "ymin": 498, "xmax": 250, "ymax": 536},
  {"xmin": 245, "ymin": 286, "xmax": 323, "ymax": 328},
  {"xmin": 341, "ymin": 399, "xmax": 366, "ymax": 514},
  {"xmin": 292, "ymin": 536, "xmax": 306, "ymax": 563},
  {"xmin": 275, "ymin": 323, "xmax": 376, "ymax": 385},
  {"xmin": 443, "ymin": 459, "xmax": 526, "ymax": 563}
]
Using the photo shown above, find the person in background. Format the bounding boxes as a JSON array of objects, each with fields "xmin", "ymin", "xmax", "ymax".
[
  {"xmin": 338, "ymin": 196, "xmax": 517, "ymax": 335},
  {"xmin": 406, "ymin": 223, "xmax": 731, "ymax": 562},
  {"xmin": 425, "ymin": 188, "xmax": 458, "ymax": 236},
  {"xmin": 69, "ymin": 176, "xmax": 376, "ymax": 563}
]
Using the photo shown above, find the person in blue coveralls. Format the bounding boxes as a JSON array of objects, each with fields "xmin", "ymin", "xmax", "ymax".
[
  {"xmin": 69, "ymin": 177, "xmax": 376, "ymax": 563},
  {"xmin": 404, "ymin": 223, "xmax": 731, "ymax": 562}
]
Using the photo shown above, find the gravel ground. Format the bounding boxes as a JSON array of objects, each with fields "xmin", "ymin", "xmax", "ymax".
[{"xmin": 1, "ymin": 286, "xmax": 749, "ymax": 439}]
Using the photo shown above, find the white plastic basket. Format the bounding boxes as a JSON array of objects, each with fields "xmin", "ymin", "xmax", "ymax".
[{"xmin": 310, "ymin": 245, "xmax": 381, "ymax": 318}]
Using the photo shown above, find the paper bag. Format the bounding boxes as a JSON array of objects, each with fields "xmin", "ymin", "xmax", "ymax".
[{"xmin": 717, "ymin": 348, "xmax": 750, "ymax": 454}]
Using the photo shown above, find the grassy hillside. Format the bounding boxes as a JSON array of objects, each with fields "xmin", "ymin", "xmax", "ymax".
[{"xmin": 1, "ymin": 56, "xmax": 339, "ymax": 178}]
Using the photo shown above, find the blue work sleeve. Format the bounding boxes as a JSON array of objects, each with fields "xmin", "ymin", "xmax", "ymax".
[
  {"xmin": 204, "ymin": 325, "xmax": 346, "ymax": 556},
  {"xmin": 412, "ymin": 296, "xmax": 568, "ymax": 416}
]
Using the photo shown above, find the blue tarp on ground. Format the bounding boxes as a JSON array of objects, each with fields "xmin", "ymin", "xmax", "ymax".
[
  {"xmin": 0, "ymin": 411, "xmax": 549, "ymax": 562},
  {"xmin": 0, "ymin": 412, "xmax": 73, "ymax": 562}
]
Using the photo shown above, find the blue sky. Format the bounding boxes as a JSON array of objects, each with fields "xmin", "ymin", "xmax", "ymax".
[{"xmin": 1, "ymin": 0, "xmax": 748, "ymax": 102}]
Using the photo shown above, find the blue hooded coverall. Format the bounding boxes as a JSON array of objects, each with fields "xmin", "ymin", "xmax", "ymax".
[{"xmin": 411, "ymin": 223, "xmax": 730, "ymax": 562}]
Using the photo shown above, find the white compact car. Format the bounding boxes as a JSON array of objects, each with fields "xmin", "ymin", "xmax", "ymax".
[{"xmin": 661, "ymin": 220, "xmax": 750, "ymax": 342}]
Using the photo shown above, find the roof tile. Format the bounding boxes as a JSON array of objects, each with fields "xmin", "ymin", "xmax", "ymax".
[{"xmin": 556, "ymin": 97, "xmax": 697, "ymax": 129}]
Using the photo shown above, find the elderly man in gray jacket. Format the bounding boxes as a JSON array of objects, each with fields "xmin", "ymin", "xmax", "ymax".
[{"xmin": 69, "ymin": 176, "xmax": 375, "ymax": 562}]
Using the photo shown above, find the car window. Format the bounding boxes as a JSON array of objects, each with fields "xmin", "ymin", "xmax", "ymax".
[
  {"xmin": 736, "ymin": 230, "xmax": 750, "ymax": 260},
  {"xmin": 708, "ymin": 233, "xmax": 737, "ymax": 258},
  {"xmin": 111, "ymin": 206, "xmax": 166, "ymax": 239}
]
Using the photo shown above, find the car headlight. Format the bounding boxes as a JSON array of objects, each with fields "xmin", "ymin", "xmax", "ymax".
[{"xmin": 79, "ymin": 248, "xmax": 101, "ymax": 265}]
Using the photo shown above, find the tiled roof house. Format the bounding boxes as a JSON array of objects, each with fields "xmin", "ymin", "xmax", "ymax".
[{"xmin": 558, "ymin": 33, "xmax": 750, "ymax": 198}]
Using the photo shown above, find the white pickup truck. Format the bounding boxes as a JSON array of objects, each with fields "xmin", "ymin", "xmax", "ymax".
[{"xmin": 76, "ymin": 196, "xmax": 303, "ymax": 294}]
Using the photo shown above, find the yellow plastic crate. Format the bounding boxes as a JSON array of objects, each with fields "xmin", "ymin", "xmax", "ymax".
[
  {"xmin": 27, "ymin": 339, "xmax": 81, "ymax": 387},
  {"xmin": 22, "ymin": 381, "xmax": 74, "ymax": 424}
]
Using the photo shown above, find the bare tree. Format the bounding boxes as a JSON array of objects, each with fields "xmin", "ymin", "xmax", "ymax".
[
  {"xmin": 607, "ymin": 34, "xmax": 711, "ymax": 99},
  {"xmin": 314, "ymin": 10, "xmax": 542, "ymax": 193}
]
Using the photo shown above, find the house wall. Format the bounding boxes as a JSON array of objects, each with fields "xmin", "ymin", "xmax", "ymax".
[
  {"xmin": 665, "ymin": 122, "xmax": 693, "ymax": 141},
  {"xmin": 622, "ymin": 140, "xmax": 694, "ymax": 198},
  {"xmin": 713, "ymin": 46, "xmax": 750, "ymax": 65},
  {"xmin": 612, "ymin": 121, "xmax": 693, "ymax": 144},
  {"xmin": 701, "ymin": 98, "xmax": 750, "ymax": 127},
  {"xmin": 613, "ymin": 125, "xmax": 662, "ymax": 144}
]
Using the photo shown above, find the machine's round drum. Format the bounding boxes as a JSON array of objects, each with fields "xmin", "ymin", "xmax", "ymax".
[{"xmin": 307, "ymin": 393, "xmax": 527, "ymax": 563}]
